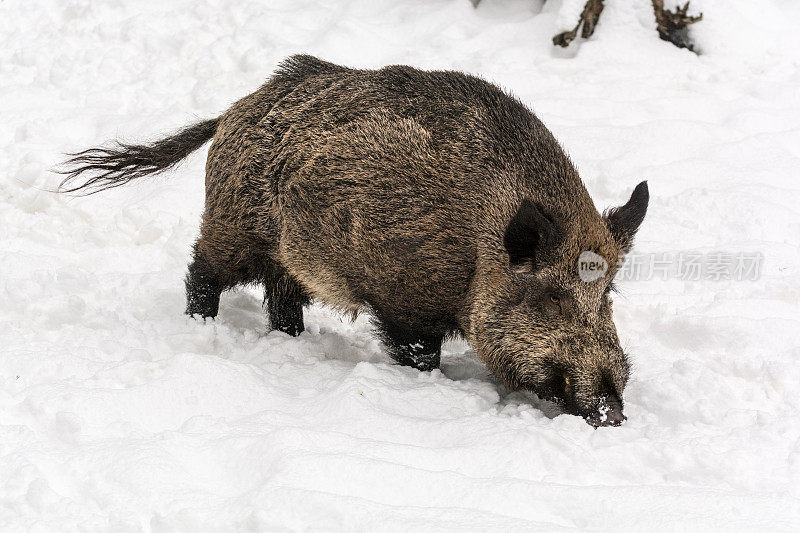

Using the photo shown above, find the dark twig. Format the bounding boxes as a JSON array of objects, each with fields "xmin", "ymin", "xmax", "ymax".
[
  {"xmin": 553, "ymin": 0, "xmax": 605, "ymax": 48},
  {"xmin": 652, "ymin": 0, "xmax": 703, "ymax": 51},
  {"xmin": 550, "ymin": 0, "xmax": 702, "ymax": 52}
]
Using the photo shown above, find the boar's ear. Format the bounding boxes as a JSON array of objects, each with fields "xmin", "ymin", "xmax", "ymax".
[
  {"xmin": 604, "ymin": 181, "xmax": 649, "ymax": 253},
  {"xmin": 504, "ymin": 199, "xmax": 560, "ymax": 270}
]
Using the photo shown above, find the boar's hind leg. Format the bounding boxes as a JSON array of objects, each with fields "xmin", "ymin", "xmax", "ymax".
[
  {"xmin": 185, "ymin": 246, "xmax": 223, "ymax": 319},
  {"xmin": 264, "ymin": 269, "xmax": 310, "ymax": 337},
  {"xmin": 374, "ymin": 317, "xmax": 443, "ymax": 371}
]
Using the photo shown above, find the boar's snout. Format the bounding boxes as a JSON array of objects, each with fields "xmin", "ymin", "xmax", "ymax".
[{"xmin": 583, "ymin": 395, "xmax": 626, "ymax": 428}]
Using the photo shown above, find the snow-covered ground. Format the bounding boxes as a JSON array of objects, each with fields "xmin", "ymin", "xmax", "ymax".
[{"xmin": 2, "ymin": 0, "xmax": 799, "ymax": 530}]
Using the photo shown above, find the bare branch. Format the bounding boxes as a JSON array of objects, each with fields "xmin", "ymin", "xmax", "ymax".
[
  {"xmin": 553, "ymin": 0, "xmax": 605, "ymax": 48},
  {"xmin": 652, "ymin": 0, "xmax": 703, "ymax": 51}
]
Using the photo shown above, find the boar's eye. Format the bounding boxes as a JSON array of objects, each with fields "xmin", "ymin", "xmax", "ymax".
[
  {"xmin": 544, "ymin": 292, "xmax": 563, "ymax": 315},
  {"xmin": 538, "ymin": 372, "xmax": 572, "ymax": 403},
  {"xmin": 563, "ymin": 375, "xmax": 572, "ymax": 397}
]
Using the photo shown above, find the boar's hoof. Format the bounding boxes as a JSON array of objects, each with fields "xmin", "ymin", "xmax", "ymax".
[
  {"xmin": 392, "ymin": 345, "xmax": 441, "ymax": 371},
  {"xmin": 386, "ymin": 339, "xmax": 442, "ymax": 371},
  {"xmin": 264, "ymin": 273, "xmax": 308, "ymax": 337},
  {"xmin": 184, "ymin": 251, "xmax": 222, "ymax": 318},
  {"xmin": 271, "ymin": 320, "xmax": 304, "ymax": 337},
  {"xmin": 373, "ymin": 318, "xmax": 444, "ymax": 371},
  {"xmin": 185, "ymin": 283, "xmax": 221, "ymax": 319},
  {"xmin": 266, "ymin": 295, "xmax": 305, "ymax": 336}
]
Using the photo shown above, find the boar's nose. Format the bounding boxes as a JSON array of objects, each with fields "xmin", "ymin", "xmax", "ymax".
[{"xmin": 585, "ymin": 396, "xmax": 626, "ymax": 428}]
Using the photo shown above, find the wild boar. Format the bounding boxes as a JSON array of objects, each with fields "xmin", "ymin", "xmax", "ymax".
[{"xmin": 59, "ymin": 55, "xmax": 648, "ymax": 427}]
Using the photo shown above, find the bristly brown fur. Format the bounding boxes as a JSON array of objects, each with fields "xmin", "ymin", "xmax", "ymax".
[{"xmin": 57, "ymin": 54, "xmax": 649, "ymax": 427}]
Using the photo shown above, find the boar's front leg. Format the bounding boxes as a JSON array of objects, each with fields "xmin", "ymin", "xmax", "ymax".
[
  {"xmin": 373, "ymin": 315, "xmax": 443, "ymax": 371},
  {"xmin": 264, "ymin": 270, "xmax": 310, "ymax": 337}
]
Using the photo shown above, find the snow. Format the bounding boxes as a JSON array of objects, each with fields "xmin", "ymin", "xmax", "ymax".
[{"xmin": 2, "ymin": 0, "xmax": 800, "ymax": 530}]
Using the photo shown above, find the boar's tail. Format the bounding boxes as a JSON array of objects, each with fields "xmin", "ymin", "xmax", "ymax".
[{"xmin": 56, "ymin": 118, "xmax": 219, "ymax": 195}]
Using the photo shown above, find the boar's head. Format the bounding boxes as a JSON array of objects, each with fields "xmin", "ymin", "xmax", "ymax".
[{"xmin": 470, "ymin": 181, "xmax": 649, "ymax": 427}]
